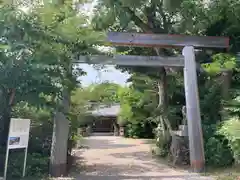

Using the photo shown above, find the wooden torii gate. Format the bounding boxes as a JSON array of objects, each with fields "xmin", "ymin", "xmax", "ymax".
[{"xmin": 78, "ymin": 32, "xmax": 229, "ymax": 172}]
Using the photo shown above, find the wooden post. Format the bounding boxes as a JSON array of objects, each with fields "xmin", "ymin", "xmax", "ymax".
[{"xmin": 183, "ymin": 46, "xmax": 205, "ymax": 172}]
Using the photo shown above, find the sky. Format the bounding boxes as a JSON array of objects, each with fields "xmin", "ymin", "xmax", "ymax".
[
  {"xmin": 79, "ymin": 64, "xmax": 130, "ymax": 87},
  {"xmin": 79, "ymin": 1, "xmax": 130, "ymax": 87}
]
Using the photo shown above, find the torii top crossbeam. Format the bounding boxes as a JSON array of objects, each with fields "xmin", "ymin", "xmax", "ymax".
[
  {"xmin": 107, "ymin": 32, "xmax": 229, "ymax": 49},
  {"xmin": 77, "ymin": 33, "xmax": 229, "ymax": 67}
]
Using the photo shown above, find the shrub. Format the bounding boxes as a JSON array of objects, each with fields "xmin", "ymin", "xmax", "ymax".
[
  {"xmin": 204, "ymin": 137, "xmax": 234, "ymax": 167},
  {"xmin": 12, "ymin": 103, "xmax": 53, "ymax": 156},
  {"xmin": 124, "ymin": 123, "xmax": 139, "ymax": 138},
  {"xmin": 218, "ymin": 117, "xmax": 240, "ymax": 164},
  {"xmin": 0, "ymin": 103, "xmax": 53, "ymax": 177},
  {"xmin": 201, "ymin": 124, "xmax": 234, "ymax": 167},
  {"xmin": 117, "ymin": 116, "xmax": 128, "ymax": 127},
  {"xmin": 151, "ymin": 124, "xmax": 171, "ymax": 157},
  {"xmin": 124, "ymin": 122, "xmax": 155, "ymax": 139},
  {"xmin": 154, "ymin": 133, "xmax": 170, "ymax": 157},
  {"xmin": 7, "ymin": 152, "xmax": 49, "ymax": 178}
]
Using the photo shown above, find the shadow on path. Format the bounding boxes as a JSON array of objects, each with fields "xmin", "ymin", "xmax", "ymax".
[
  {"xmin": 77, "ymin": 174, "xmax": 208, "ymax": 180},
  {"xmin": 73, "ymin": 136, "xmax": 213, "ymax": 180},
  {"xmin": 110, "ymin": 151, "xmax": 151, "ymax": 161},
  {"xmin": 77, "ymin": 163, "xmax": 210, "ymax": 180},
  {"xmin": 80, "ymin": 137, "xmax": 137, "ymax": 150}
]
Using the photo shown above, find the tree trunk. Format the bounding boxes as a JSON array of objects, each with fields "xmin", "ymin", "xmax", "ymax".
[
  {"xmin": 50, "ymin": 89, "xmax": 70, "ymax": 177},
  {"xmin": 157, "ymin": 69, "xmax": 171, "ymax": 137},
  {"xmin": 113, "ymin": 120, "xmax": 119, "ymax": 136},
  {"xmin": 117, "ymin": 1, "xmax": 170, "ymax": 132},
  {"xmin": 0, "ymin": 88, "xmax": 15, "ymax": 175},
  {"xmin": 0, "ymin": 88, "xmax": 15, "ymax": 147},
  {"xmin": 0, "ymin": 107, "xmax": 11, "ymax": 175},
  {"xmin": 220, "ymin": 70, "xmax": 232, "ymax": 120},
  {"xmin": 0, "ymin": 107, "xmax": 11, "ymax": 147}
]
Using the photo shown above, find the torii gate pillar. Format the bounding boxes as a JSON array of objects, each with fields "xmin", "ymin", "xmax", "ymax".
[{"xmin": 183, "ymin": 46, "xmax": 205, "ymax": 172}]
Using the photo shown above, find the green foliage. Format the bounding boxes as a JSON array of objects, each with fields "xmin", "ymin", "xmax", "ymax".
[
  {"xmin": 226, "ymin": 96, "xmax": 240, "ymax": 118},
  {"xmin": 204, "ymin": 136, "xmax": 234, "ymax": 167},
  {"xmin": 218, "ymin": 117, "xmax": 240, "ymax": 164},
  {"xmin": 86, "ymin": 82, "xmax": 122, "ymax": 104},
  {"xmin": 70, "ymin": 83, "xmax": 122, "ymax": 128},
  {"xmin": 199, "ymin": 77, "xmax": 222, "ymax": 125},
  {"xmin": 198, "ymin": 77, "xmax": 234, "ymax": 167},
  {"xmin": 124, "ymin": 121, "xmax": 155, "ymax": 139},
  {"xmin": 0, "ymin": 5, "xmax": 61, "ymax": 106},
  {"xmin": 163, "ymin": 0, "xmax": 183, "ymax": 13},
  {"xmin": 117, "ymin": 112, "xmax": 129, "ymax": 126},
  {"xmin": 12, "ymin": 103, "xmax": 53, "ymax": 155},
  {"xmin": 0, "ymin": 0, "xmax": 104, "ymax": 176},
  {"xmin": 70, "ymin": 88, "xmax": 92, "ymax": 135},
  {"xmin": 154, "ymin": 132, "xmax": 170, "ymax": 157},
  {"xmin": 202, "ymin": 54, "xmax": 236, "ymax": 75},
  {"xmin": 118, "ymin": 87, "xmax": 142, "ymax": 122},
  {"xmin": 117, "ymin": 85, "xmax": 157, "ymax": 138},
  {"xmin": 0, "ymin": 102, "xmax": 52, "ymax": 177},
  {"xmin": 8, "ymin": 152, "xmax": 49, "ymax": 178}
]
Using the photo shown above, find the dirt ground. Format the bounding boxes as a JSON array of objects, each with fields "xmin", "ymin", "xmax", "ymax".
[{"xmin": 71, "ymin": 136, "xmax": 214, "ymax": 180}]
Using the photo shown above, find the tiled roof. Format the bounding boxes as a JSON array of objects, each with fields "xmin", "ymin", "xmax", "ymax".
[{"xmin": 91, "ymin": 104, "xmax": 120, "ymax": 117}]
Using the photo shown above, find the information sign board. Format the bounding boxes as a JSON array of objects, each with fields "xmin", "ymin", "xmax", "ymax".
[
  {"xmin": 4, "ymin": 118, "xmax": 31, "ymax": 180},
  {"xmin": 8, "ymin": 118, "xmax": 30, "ymax": 149}
]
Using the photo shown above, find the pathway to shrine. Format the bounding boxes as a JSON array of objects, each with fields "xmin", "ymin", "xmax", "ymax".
[{"xmin": 73, "ymin": 136, "xmax": 213, "ymax": 180}]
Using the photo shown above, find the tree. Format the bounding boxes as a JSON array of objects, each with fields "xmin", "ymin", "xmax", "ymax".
[
  {"xmin": 117, "ymin": 85, "xmax": 155, "ymax": 138},
  {"xmin": 0, "ymin": 0, "xmax": 103, "ymax": 176},
  {"xmin": 86, "ymin": 82, "xmax": 122, "ymax": 105},
  {"xmin": 33, "ymin": 1, "xmax": 103, "ymax": 176},
  {"xmin": 0, "ymin": 2, "xmax": 72, "ymax": 175},
  {"xmin": 69, "ymin": 86, "xmax": 103, "ymax": 129},
  {"xmin": 92, "ymin": 1, "xmax": 173, "ymax": 143},
  {"xmin": 0, "ymin": 4, "xmax": 63, "ymax": 147}
]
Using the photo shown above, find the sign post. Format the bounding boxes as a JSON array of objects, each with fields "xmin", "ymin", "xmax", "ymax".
[{"xmin": 4, "ymin": 118, "xmax": 31, "ymax": 180}]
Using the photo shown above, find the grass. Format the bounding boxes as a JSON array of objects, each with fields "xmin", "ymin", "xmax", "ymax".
[
  {"xmin": 152, "ymin": 146, "xmax": 240, "ymax": 180},
  {"xmin": 204, "ymin": 166, "xmax": 240, "ymax": 180},
  {"xmin": 151, "ymin": 143, "xmax": 240, "ymax": 180}
]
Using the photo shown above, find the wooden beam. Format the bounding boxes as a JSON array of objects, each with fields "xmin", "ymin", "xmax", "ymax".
[
  {"xmin": 107, "ymin": 32, "xmax": 229, "ymax": 49},
  {"xmin": 77, "ymin": 55, "xmax": 184, "ymax": 67}
]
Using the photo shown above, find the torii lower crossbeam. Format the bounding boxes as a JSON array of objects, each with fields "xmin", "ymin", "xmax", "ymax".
[{"xmin": 77, "ymin": 55, "xmax": 184, "ymax": 67}]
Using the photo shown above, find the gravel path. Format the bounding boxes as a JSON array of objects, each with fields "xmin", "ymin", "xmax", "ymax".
[{"xmin": 73, "ymin": 136, "xmax": 213, "ymax": 180}]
